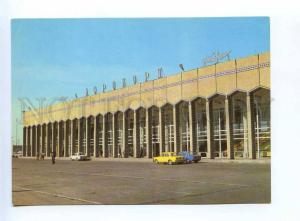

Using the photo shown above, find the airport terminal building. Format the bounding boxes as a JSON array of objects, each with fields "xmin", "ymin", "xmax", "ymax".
[{"xmin": 22, "ymin": 52, "xmax": 270, "ymax": 160}]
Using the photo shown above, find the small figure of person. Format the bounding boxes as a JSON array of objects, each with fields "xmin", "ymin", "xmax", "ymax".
[
  {"xmin": 140, "ymin": 149, "xmax": 144, "ymax": 158},
  {"xmin": 51, "ymin": 151, "xmax": 56, "ymax": 164}
]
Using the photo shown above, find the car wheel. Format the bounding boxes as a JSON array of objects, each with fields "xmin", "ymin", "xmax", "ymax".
[{"xmin": 168, "ymin": 160, "xmax": 172, "ymax": 165}]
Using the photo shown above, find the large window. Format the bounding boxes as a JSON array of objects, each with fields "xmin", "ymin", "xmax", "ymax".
[
  {"xmin": 162, "ymin": 104, "xmax": 174, "ymax": 152},
  {"xmin": 231, "ymin": 92, "xmax": 248, "ymax": 158},
  {"xmin": 195, "ymin": 99, "xmax": 207, "ymax": 157},
  {"xmin": 150, "ymin": 106, "xmax": 160, "ymax": 157},
  {"xmin": 137, "ymin": 108, "xmax": 147, "ymax": 157},
  {"xmin": 212, "ymin": 96, "xmax": 227, "ymax": 158},
  {"xmin": 178, "ymin": 102, "xmax": 190, "ymax": 152},
  {"xmin": 253, "ymin": 89, "xmax": 271, "ymax": 158},
  {"xmin": 106, "ymin": 113, "xmax": 113, "ymax": 157}
]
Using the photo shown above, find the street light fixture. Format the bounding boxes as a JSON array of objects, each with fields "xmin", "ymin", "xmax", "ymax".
[{"xmin": 179, "ymin": 64, "xmax": 184, "ymax": 71}]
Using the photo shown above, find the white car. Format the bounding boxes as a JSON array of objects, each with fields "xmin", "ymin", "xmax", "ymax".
[
  {"xmin": 12, "ymin": 151, "xmax": 22, "ymax": 158},
  {"xmin": 70, "ymin": 152, "xmax": 90, "ymax": 161}
]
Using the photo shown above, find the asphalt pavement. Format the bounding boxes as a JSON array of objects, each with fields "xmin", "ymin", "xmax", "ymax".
[{"xmin": 12, "ymin": 158, "xmax": 271, "ymax": 205}]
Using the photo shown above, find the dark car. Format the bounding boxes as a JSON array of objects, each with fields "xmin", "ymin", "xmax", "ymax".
[{"xmin": 178, "ymin": 151, "xmax": 201, "ymax": 163}]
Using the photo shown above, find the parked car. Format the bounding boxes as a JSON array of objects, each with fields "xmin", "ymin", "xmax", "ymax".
[
  {"xmin": 178, "ymin": 151, "xmax": 201, "ymax": 163},
  {"xmin": 12, "ymin": 151, "xmax": 22, "ymax": 158},
  {"xmin": 153, "ymin": 152, "xmax": 185, "ymax": 165},
  {"xmin": 70, "ymin": 152, "xmax": 90, "ymax": 161}
]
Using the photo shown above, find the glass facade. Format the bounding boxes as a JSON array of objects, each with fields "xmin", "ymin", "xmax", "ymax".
[
  {"xmin": 253, "ymin": 89, "xmax": 271, "ymax": 158},
  {"xmin": 24, "ymin": 89, "xmax": 271, "ymax": 160},
  {"xmin": 178, "ymin": 102, "xmax": 190, "ymax": 152},
  {"xmin": 231, "ymin": 92, "xmax": 248, "ymax": 158},
  {"xmin": 212, "ymin": 96, "xmax": 227, "ymax": 158},
  {"xmin": 162, "ymin": 104, "xmax": 174, "ymax": 152},
  {"xmin": 195, "ymin": 99, "xmax": 207, "ymax": 157}
]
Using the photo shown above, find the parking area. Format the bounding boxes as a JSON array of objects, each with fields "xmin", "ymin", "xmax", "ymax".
[{"xmin": 12, "ymin": 158, "xmax": 270, "ymax": 205}]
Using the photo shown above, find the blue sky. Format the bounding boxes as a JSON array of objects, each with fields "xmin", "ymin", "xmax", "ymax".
[{"xmin": 11, "ymin": 17, "xmax": 270, "ymax": 143}]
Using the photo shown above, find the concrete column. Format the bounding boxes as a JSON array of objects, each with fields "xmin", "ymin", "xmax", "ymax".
[
  {"xmin": 225, "ymin": 97, "xmax": 234, "ymax": 159},
  {"xmin": 247, "ymin": 93, "xmax": 256, "ymax": 159},
  {"xmin": 23, "ymin": 127, "xmax": 27, "ymax": 157},
  {"xmin": 133, "ymin": 110, "xmax": 138, "ymax": 158},
  {"xmin": 64, "ymin": 121, "xmax": 68, "ymax": 157},
  {"xmin": 28, "ymin": 127, "xmax": 31, "ymax": 156},
  {"xmin": 145, "ymin": 108, "xmax": 152, "ymax": 158},
  {"xmin": 70, "ymin": 120, "xmax": 74, "ymax": 156},
  {"xmin": 94, "ymin": 116, "xmax": 99, "ymax": 157},
  {"xmin": 159, "ymin": 107, "xmax": 164, "ymax": 155},
  {"xmin": 41, "ymin": 126, "xmax": 44, "ymax": 154},
  {"xmin": 103, "ymin": 115, "xmax": 108, "ymax": 157},
  {"xmin": 45, "ymin": 125, "xmax": 48, "ymax": 156},
  {"xmin": 206, "ymin": 99, "xmax": 214, "ymax": 159}
]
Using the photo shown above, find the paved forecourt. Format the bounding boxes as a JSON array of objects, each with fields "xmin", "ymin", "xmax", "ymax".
[{"xmin": 12, "ymin": 158, "xmax": 271, "ymax": 205}]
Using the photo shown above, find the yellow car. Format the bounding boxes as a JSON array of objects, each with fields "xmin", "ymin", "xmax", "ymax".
[{"xmin": 153, "ymin": 152, "xmax": 185, "ymax": 165}]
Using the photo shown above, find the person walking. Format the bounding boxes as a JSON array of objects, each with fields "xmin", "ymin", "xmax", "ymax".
[{"xmin": 51, "ymin": 150, "xmax": 56, "ymax": 164}]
